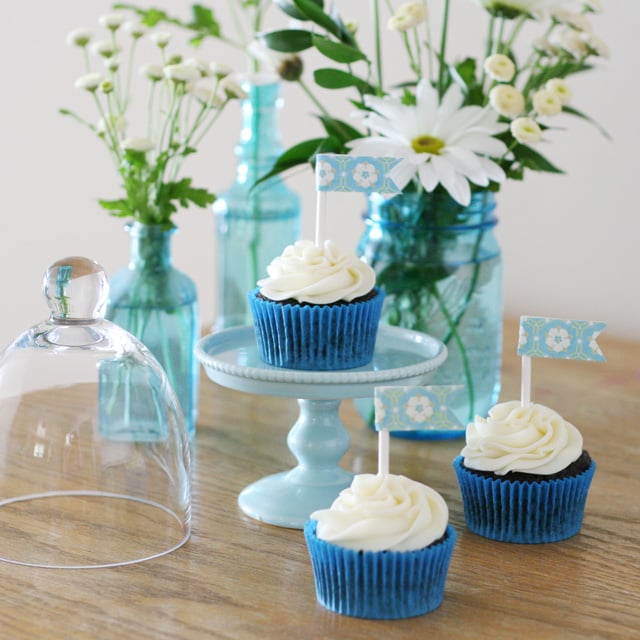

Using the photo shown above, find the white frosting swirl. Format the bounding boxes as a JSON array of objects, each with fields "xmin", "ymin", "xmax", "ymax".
[
  {"xmin": 310, "ymin": 473, "xmax": 448, "ymax": 552},
  {"xmin": 461, "ymin": 401, "xmax": 583, "ymax": 476},
  {"xmin": 257, "ymin": 240, "xmax": 376, "ymax": 304}
]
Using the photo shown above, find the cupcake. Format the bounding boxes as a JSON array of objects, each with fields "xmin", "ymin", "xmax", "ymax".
[
  {"xmin": 304, "ymin": 473, "xmax": 456, "ymax": 619},
  {"xmin": 453, "ymin": 400, "xmax": 596, "ymax": 544},
  {"xmin": 248, "ymin": 239, "xmax": 384, "ymax": 370}
]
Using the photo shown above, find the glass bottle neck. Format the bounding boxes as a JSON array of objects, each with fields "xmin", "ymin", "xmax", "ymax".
[
  {"xmin": 127, "ymin": 222, "xmax": 174, "ymax": 270},
  {"xmin": 235, "ymin": 76, "xmax": 284, "ymax": 185}
]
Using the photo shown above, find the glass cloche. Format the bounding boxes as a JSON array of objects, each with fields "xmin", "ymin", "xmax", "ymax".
[{"xmin": 0, "ymin": 257, "xmax": 191, "ymax": 568}]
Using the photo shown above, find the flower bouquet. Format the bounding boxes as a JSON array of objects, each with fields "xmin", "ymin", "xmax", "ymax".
[
  {"xmin": 258, "ymin": 0, "xmax": 608, "ymax": 431},
  {"xmin": 62, "ymin": 9, "xmax": 248, "ymax": 436}
]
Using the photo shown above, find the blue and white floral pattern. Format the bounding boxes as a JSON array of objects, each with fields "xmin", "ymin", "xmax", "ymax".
[
  {"xmin": 315, "ymin": 153, "xmax": 401, "ymax": 194},
  {"xmin": 374, "ymin": 385, "xmax": 462, "ymax": 432},
  {"xmin": 517, "ymin": 316, "xmax": 606, "ymax": 362}
]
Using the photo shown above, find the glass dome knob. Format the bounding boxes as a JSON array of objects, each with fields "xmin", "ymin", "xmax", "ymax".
[{"xmin": 43, "ymin": 256, "xmax": 109, "ymax": 323}]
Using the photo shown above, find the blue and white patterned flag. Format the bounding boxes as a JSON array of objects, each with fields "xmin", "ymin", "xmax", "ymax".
[
  {"xmin": 517, "ymin": 316, "xmax": 606, "ymax": 362},
  {"xmin": 374, "ymin": 385, "xmax": 462, "ymax": 432},
  {"xmin": 315, "ymin": 153, "xmax": 401, "ymax": 194}
]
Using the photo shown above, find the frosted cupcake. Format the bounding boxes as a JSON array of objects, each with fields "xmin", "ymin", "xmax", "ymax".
[
  {"xmin": 248, "ymin": 240, "xmax": 384, "ymax": 370},
  {"xmin": 453, "ymin": 401, "xmax": 596, "ymax": 543},
  {"xmin": 304, "ymin": 473, "xmax": 456, "ymax": 619}
]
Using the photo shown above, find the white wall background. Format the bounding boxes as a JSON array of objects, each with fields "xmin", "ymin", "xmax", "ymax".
[{"xmin": 0, "ymin": 1, "xmax": 636, "ymax": 349}]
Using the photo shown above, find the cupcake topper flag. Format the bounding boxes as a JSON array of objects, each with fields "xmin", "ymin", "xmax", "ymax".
[
  {"xmin": 314, "ymin": 154, "xmax": 401, "ymax": 245},
  {"xmin": 374, "ymin": 385, "xmax": 462, "ymax": 475},
  {"xmin": 517, "ymin": 316, "xmax": 607, "ymax": 407}
]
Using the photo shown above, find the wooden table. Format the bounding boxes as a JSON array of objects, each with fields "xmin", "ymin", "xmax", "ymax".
[{"xmin": 0, "ymin": 319, "xmax": 638, "ymax": 639}]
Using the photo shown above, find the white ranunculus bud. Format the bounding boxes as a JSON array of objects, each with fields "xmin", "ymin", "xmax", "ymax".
[
  {"xmin": 397, "ymin": 2, "xmax": 428, "ymax": 22},
  {"xmin": 99, "ymin": 80, "xmax": 114, "ymax": 94},
  {"xmin": 533, "ymin": 88, "xmax": 563, "ymax": 116},
  {"xmin": 150, "ymin": 31, "xmax": 171, "ymax": 48},
  {"xmin": 545, "ymin": 78, "xmax": 572, "ymax": 104},
  {"xmin": 75, "ymin": 72, "xmax": 103, "ymax": 91},
  {"xmin": 557, "ymin": 28, "xmax": 589, "ymax": 58},
  {"xmin": 105, "ymin": 56, "xmax": 120, "ymax": 72},
  {"xmin": 91, "ymin": 39, "xmax": 120, "ymax": 59},
  {"xmin": 99, "ymin": 13, "xmax": 126, "ymax": 31},
  {"xmin": 123, "ymin": 21, "xmax": 148, "ymax": 39},
  {"xmin": 122, "ymin": 137, "xmax": 155, "ymax": 153},
  {"xmin": 489, "ymin": 84, "xmax": 525, "ymax": 118},
  {"xmin": 510, "ymin": 117, "xmax": 542, "ymax": 144},
  {"xmin": 582, "ymin": 32, "xmax": 610, "ymax": 59},
  {"xmin": 139, "ymin": 63, "xmax": 164, "ymax": 81},
  {"xmin": 164, "ymin": 63, "xmax": 202, "ymax": 84},
  {"xmin": 67, "ymin": 28, "xmax": 92, "ymax": 47},
  {"xmin": 483, "ymin": 54, "xmax": 516, "ymax": 82},
  {"xmin": 219, "ymin": 76, "xmax": 249, "ymax": 99}
]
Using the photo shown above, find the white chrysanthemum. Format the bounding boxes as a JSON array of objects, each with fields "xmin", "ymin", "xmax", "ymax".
[
  {"xmin": 91, "ymin": 39, "xmax": 120, "ymax": 59},
  {"xmin": 184, "ymin": 58, "xmax": 211, "ymax": 78},
  {"xmin": 122, "ymin": 137, "xmax": 155, "ymax": 153},
  {"xmin": 388, "ymin": 2, "xmax": 427, "ymax": 31},
  {"xmin": 164, "ymin": 63, "xmax": 202, "ymax": 84},
  {"xmin": 188, "ymin": 85, "xmax": 222, "ymax": 107},
  {"xmin": 98, "ymin": 13, "xmax": 126, "ymax": 30},
  {"xmin": 556, "ymin": 28, "xmax": 589, "ymax": 58},
  {"xmin": 533, "ymin": 37, "xmax": 560, "ymax": 56},
  {"xmin": 123, "ymin": 22, "xmax": 148, "ymax": 39},
  {"xmin": 510, "ymin": 117, "xmax": 542, "ymax": 144},
  {"xmin": 473, "ymin": 0, "xmax": 573, "ymax": 16},
  {"xmin": 104, "ymin": 56, "xmax": 120, "ymax": 72},
  {"xmin": 347, "ymin": 80, "xmax": 507, "ymax": 206},
  {"xmin": 533, "ymin": 88, "xmax": 563, "ymax": 116},
  {"xmin": 139, "ymin": 63, "xmax": 164, "ymax": 81},
  {"xmin": 66, "ymin": 28, "xmax": 91, "ymax": 47},
  {"xmin": 583, "ymin": 0, "xmax": 602, "ymax": 13},
  {"xmin": 74, "ymin": 72, "xmax": 103, "ymax": 91},
  {"xmin": 483, "ymin": 54, "xmax": 516, "ymax": 82},
  {"xmin": 550, "ymin": 8, "xmax": 592, "ymax": 32},
  {"xmin": 546, "ymin": 78, "xmax": 572, "ymax": 104},
  {"xmin": 489, "ymin": 84, "xmax": 525, "ymax": 117},
  {"xmin": 209, "ymin": 61, "xmax": 234, "ymax": 78},
  {"xmin": 582, "ymin": 32, "xmax": 610, "ymax": 58},
  {"xmin": 220, "ymin": 76, "xmax": 248, "ymax": 99},
  {"xmin": 150, "ymin": 31, "xmax": 171, "ymax": 48}
]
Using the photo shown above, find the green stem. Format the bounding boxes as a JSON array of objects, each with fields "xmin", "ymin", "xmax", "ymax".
[
  {"xmin": 372, "ymin": 0, "xmax": 383, "ymax": 92},
  {"xmin": 437, "ymin": 0, "xmax": 451, "ymax": 98}
]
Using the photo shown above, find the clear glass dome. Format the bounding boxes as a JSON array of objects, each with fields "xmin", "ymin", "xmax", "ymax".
[{"xmin": 0, "ymin": 257, "xmax": 191, "ymax": 568}]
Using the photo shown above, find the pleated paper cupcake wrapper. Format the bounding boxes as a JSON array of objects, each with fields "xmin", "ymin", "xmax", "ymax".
[
  {"xmin": 304, "ymin": 520, "xmax": 456, "ymax": 620},
  {"xmin": 248, "ymin": 288, "xmax": 384, "ymax": 371},
  {"xmin": 453, "ymin": 455, "xmax": 596, "ymax": 544}
]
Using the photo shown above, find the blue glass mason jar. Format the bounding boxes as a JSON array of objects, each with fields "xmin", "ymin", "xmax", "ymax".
[
  {"xmin": 106, "ymin": 221, "xmax": 199, "ymax": 439},
  {"xmin": 213, "ymin": 74, "xmax": 301, "ymax": 329},
  {"xmin": 356, "ymin": 189, "xmax": 503, "ymax": 438}
]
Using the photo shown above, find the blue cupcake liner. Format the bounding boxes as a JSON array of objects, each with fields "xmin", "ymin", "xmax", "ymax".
[
  {"xmin": 453, "ymin": 455, "xmax": 596, "ymax": 544},
  {"xmin": 304, "ymin": 519, "xmax": 456, "ymax": 619},
  {"xmin": 248, "ymin": 287, "xmax": 384, "ymax": 370}
]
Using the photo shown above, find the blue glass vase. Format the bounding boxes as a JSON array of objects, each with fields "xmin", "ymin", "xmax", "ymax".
[
  {"xmin": 106, "ymin": 222, "xmax": 199, "ymax": 439},
  {"xmin": 213, "ymin": 74, "xmax": 301, "ymax": 329},
  {"xmin": 356, "ymin": 189, "xmax": 503, "ymax": 439}
]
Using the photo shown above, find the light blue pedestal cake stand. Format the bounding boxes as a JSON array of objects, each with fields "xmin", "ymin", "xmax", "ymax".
[{"xmin": 196, "ymin": 325, "xmax": 447, "ymax": 529}]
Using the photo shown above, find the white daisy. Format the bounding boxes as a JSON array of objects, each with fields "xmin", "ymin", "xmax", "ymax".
[{"xmin": 348, "ymin": 80, "xmax": 507, "ymax": 206}]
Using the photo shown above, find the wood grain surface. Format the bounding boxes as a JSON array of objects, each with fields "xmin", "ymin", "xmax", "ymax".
[{"xmin": 0, "ymin": 318, "xmax": 638, "ymax": 639}]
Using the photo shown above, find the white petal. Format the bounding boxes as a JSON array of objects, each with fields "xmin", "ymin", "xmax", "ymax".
[
  {"xmin": 415, "ymin": 79, "xmax": 439, "ymax": 132},
  {"xmin": 364, "ymin": 94, "xmax": 411, "ymax": 127},
  {"xmin": 432, "ymin": 155, "xmax": 471, "ymax": 206},
  {"xmin": 437, "ymin": 84, "xmax": 465, "ymax": 125},
  {"xmin": 453, "ymin": 133, "xmax": 507, "ymax": 156},
  {"xmin": 418, "ymin": 161, "xmax": 439, "ymax": 192},
  {"xmin": 347, "ymin": 137, "xmax": 410, "ymax": 157},
  {"xmin": 477, "ymin": 156, "xmax": 506, "ymax": 183},
  {"xmin": 363, "ymin": 112, "xmax": 411, "ymax": 144},
  {"xmin": 444, "ymin": 147, "xmax": 490, "ymax": 187},
  {"xmin": 388, "ymin": 159, "xmax": 419, "ymax": 191}
]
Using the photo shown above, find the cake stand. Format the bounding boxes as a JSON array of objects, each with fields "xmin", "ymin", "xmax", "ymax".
[{"xmin": 196, "ymin": 326, "xmax": 447, "ymax": 529}]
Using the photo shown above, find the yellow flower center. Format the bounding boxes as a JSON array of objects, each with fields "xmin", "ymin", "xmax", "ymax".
[{"xmin": 411, "ymin": 134, "xmax": 445, "ymax": 155}]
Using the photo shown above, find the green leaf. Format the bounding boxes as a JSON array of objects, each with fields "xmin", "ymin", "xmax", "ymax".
[
  {"xmin": 260, "ymin": 29, "xmax": 313, "ymax": 53},
  {"xmin": 291, "ymin": 0, "xmax": 344, "ymax": 40},
  {"xmin": 314, "ymin": 68, "xmax": 375, "ymax": 93},
  {"xmin": 189, "ymin": 4, "xmax": 221, "ymax": 38},
  {"xmin": 562, "ymin": 105, "xmax": 612, "ymax": 140},
  {"xmin": 317, "ymin": 115, "xmax": 363, "ymax": 144},
  {"xmin": 275, "ymin": 0, "xmax": 323, "ymax": 20},
  {"xmin": 311, "ymin": 34, "xmax": 366, "ymax": 63},
  {"xmin": 512, "ymin": 144, "xmax": 564, "ymax": 174}
]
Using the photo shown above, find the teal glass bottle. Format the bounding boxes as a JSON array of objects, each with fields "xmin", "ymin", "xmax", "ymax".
[
  {"xmin": 356, "ymin": 189, "xmax": 503, "ymax": 438},
  {"xmin": 106, "ymin": 222, "xmax": 199, "ymax": 439},
  {"xmin": 213, "ymin": 74, "xmax": 301, "ymax": 329}
]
